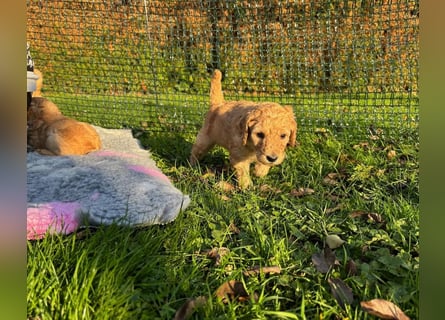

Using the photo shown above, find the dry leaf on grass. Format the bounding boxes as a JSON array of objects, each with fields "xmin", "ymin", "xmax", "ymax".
[
  {"xmin": 360, "ymin": 299, "xmax": 410, "ymax": 320},
  {"xmin": 325, "ymin": 234, "xmax": 345, "ymax": 249},
  {"xmin": 205, "ymin": 247, "xmax": 230, "ymax": 266},
  {"xmin": 339, "ymin": 153, "xmax": 355, "ymax": 164},
  {"xmin": 243, "ymin": 265, "xmax": 281, "ymax": 276},
  {"xmin": 323, "ymin": 173, "xmax": 341, "ymax": 186},
  {"xmin": 350, "ymin": 211, "xmax": 384, "ymax": 224},
  {"xmin": 290, "ymin": 187, "xmax": 315, "ymax": 197},
  {"xmin": 174, "ymin": 296, "xmax": 208, "ymax": 320},
  {"xmin": 229, "ymin": 222, "xmax": 240, "ymax": 235},
  {"xmin": 215, "ymin": 280, "xmax": 250, "ymax": 303},
  {"xmin": 345, "ymin": 259, "xmax": 358, "ymax": 276},
  {"xmin": 387, "ymin": 150, "xmax": 397, "ymax": 160},
  {"xmin": 216, "ymin": 181, "xmax": 235, "ymax": 192},
  {"xmin": 218, "ymin": 194, "xmax": 231, "ymax": 201},
  {"xmin": 325, "ymin": 203, "xmax": 345, "ymax": 214},
  {"xmin": 312, "ymin": 247, "xmax": 338, "ymax": 273},
  {"xmin": 353, "ymin": 142, "xmax": 370, "ymax": 150},
  {"xmin": 328, "ymin": 277, "xmax": 354, "ymax": 309}
]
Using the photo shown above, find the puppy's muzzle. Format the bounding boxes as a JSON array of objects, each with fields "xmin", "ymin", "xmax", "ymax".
[
  {"xmin": 259, "ymin": 153, "xmax": 281, "ymax": 165},
  {"xmin": 266, "ymin": 155, "xmax": 278, "ymax": 163}
]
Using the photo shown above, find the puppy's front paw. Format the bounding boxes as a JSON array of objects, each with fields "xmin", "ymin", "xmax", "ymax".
[
  {"xmin": 233, "ymin": 162, "xmax": 252, "ymax": 189},
  {"xmin": 237, "ymin": 175, "xmax": 253, "ymax": 189},
  {"xmin": 36, "ymin": 148, "xmax": 57, "ymax": 156},
  {"xmin": 254, "ymin": 163, "xmax": 271, "ymax": 177}
]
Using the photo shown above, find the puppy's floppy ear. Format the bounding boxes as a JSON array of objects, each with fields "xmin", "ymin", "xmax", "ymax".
[
  {"xmin": 239, "ymin": 109, "xmax": 261, "ymax": 145},
  {"xmin": 284, "ymin": 106, "xmax": 297, "ymax": 147},
  {"xmin": 288, "ymin": 123, "xmax": 297, "ymax": 147}
]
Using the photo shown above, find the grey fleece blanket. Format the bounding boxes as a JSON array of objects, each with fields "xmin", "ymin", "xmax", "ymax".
[{"xmin": 27, "ymin": 126, "xmax": 190, "ymax": 228}]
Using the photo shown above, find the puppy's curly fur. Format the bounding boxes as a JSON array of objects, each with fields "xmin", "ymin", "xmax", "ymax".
[
  {"xmin": 190, "ymin": 70, "xmax": 297, "ymax": 189},
  {"xmin": 27, "ymin": 97, "xmax": 101, "ymax": 155}
]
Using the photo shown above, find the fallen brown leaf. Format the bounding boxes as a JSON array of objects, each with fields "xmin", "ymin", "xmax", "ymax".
[
  {"xmin": 387, "ymin": 150, "xmax": 397, "ymax": 160},
  {"xmin": 328, "ymin": 277, "xmax": 354, "ymax": 309},
  {"xmin": 215, "ymin": 280, "xmax": 249, "ymax": 303},
  {"xmin": 349, "ymin": 211, "xmax": 384, "ymax": 224},
  {"xmin": 312, "ymin": 247, "xmax": 338, "ymax": 273},
  {"xmin": 368, "ymin": 212, "xmax": 383, "ymax": 223},
  {"xmin": 345, "ymin": 259, "xmax": 358, "ymax": 276},
  {"xmin": 349, "ymin": 210, "xmax": 367, "ymax": 218},
  {"xmin": 290, "ymin": 187, "xmax": 315, "ymax": 197},
  {"xmin": 243, "ymin": 265, "xmax": 281, "ymax": 277},
  {"xmin": 323, "ymin": 173, "xmax": 340, "ymax": 186},
  {"xmin": 353, "ymin": 142, "xmax": 370, "ymax": 150},
  {"xmin": 157, "ymin": 115, "xmax": 168, "ymax": 124},
  {"xmin": 376, "ymin": 169, "xmax": 386, "ymax": 177},
  {"xmin": 339, "ymin": 153, "xmax": 355, "ymax": 164},
  {"xmin": 205, "ymin": 247, "xmax": 230, "ymax": 266},
  {"xmin": 216, "ymin": 181, "xmax": 235, "ymax": 192},
  {"xmin": 229, "ymin": 222, "xmax": 240, "ymax": 235},
  {"xmin": 360, "ymin": 299, "xmax": 410, "ymax": 320},
  {"xmin": 218, "ymin": 194, "xmax": 231, "ymax": 201},
  {"xmin": 174, "ymin": 296, "xmax": 207, "ymax": 320},
  {"xmin": 325, "ymin": 203, "xmax": 344, "ymax": 214}
]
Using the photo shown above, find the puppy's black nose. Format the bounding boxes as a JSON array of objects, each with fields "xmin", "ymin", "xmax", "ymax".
[{"xmin": 266, "ymin": 155, "xmax": 278, "ymax": 163}]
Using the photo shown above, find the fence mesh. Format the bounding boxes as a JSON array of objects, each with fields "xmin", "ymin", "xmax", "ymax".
[{"xmin": 27, "ymin": 0, "xmax": 419, "ymax": 138}]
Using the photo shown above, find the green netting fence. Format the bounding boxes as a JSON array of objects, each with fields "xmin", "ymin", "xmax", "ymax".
[{"xmin": 26, "ymin": 0, "xmax": 419, "ymax": 138}]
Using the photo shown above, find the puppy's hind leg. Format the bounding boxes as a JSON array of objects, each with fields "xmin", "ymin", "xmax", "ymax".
[{"xmin": 189, "ymin": 133, "xmax": 215, "ymax": 166}]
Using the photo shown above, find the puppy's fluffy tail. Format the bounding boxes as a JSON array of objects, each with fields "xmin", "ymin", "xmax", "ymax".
[
  {"xmin": 210, "ymin": 69, "xmax": 224, "ymax": 109},
  {"xmin": 32, "ymin": 68, "xmax": 43, "ymax": 97}
]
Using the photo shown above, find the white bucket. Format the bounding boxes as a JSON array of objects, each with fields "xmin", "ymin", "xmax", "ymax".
[{"xmin": 27, "ymin": 71, "xmax": 40, "ymax": 92}]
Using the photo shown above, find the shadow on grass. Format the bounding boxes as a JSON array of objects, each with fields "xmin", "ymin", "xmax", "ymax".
[
  {"xmin": 136, "ymin": 131, "xmax": 193, "ymax": 167},
  {"xmin": 136, "ymin": 130, "xmax": 230, "ymax": 172}
]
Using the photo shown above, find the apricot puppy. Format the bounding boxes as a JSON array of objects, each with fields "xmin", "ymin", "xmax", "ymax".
[
  {"xmin": 190, "ymin": 70, "xmax": 297, "ymax": 189},
  {"xmin": 27, "ymin": 97, "xmax": 101, "ymax": 155}
]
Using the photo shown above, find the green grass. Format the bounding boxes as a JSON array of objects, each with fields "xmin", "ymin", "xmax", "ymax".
[{"xmin": 27, "ymin": 122, "xmax": 418, "ymax": 319}]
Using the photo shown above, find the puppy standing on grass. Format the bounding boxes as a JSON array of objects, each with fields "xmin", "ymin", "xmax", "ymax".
[
  {"xmin": 190, "ymin": 69, "xmax": 297, "ymax": 189},
  {"xmin": 27, "ymin": 97, "xmax": 101, "ymax": 156}
]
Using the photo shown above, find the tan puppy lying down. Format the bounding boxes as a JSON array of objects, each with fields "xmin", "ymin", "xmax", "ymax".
[
  {"xmin": 190, "ymin": 70, "xmax": 297, "ymax": 189},
  {"xmin": 27, "ymin": 97, "xmax": 101, "ymax": 155}
]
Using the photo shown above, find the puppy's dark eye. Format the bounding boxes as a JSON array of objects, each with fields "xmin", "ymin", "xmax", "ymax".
[
  {"xmin": 280, "ymin": 133, "xmax": 287, "ymax": 139},
  {"xmin": 256, "ymin": 132, "xmax": 265, "ymax": 139}
]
